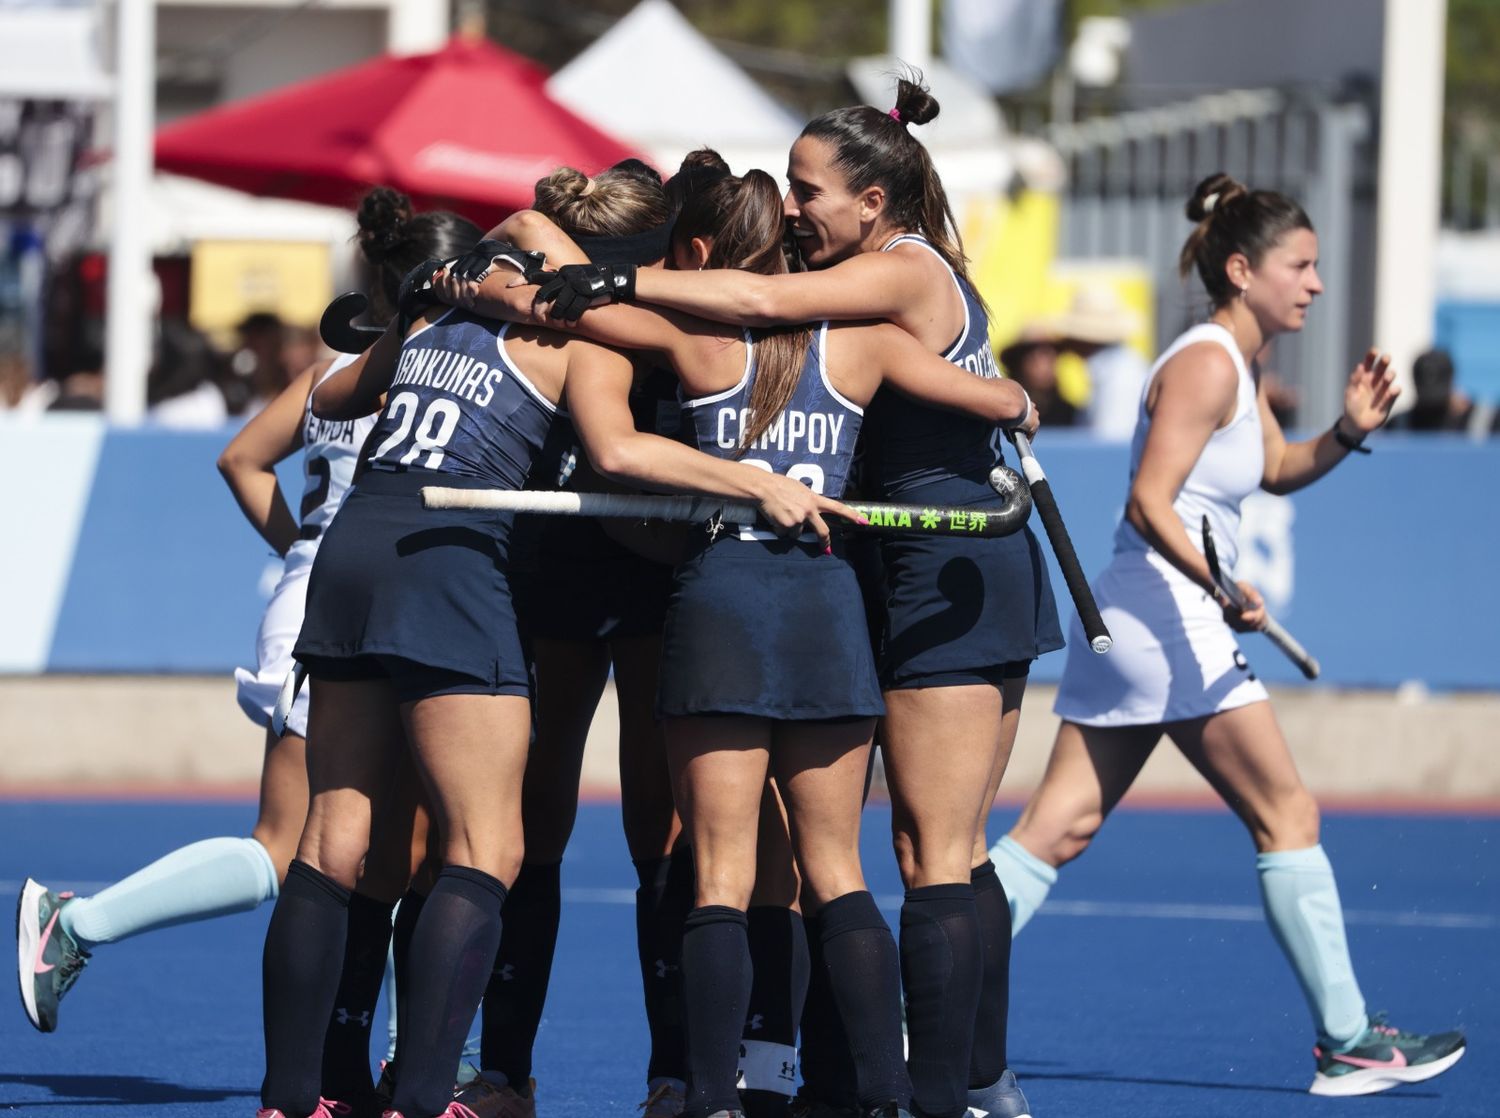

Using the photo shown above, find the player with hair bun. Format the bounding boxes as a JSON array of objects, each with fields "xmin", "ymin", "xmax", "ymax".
[
  {"xmin": 451, "ymin": 159, "xmax": 692, "ymax": 1118},
  {"xmin": 518, "ymin": 74, "xmax": 1053, "ymax": 1118},
  {"xmin": 986, "ymin": 172, "xmax": 1466, "ymax": 1098},
  {"xmin": 15, "ymin": 192, "xmax": 476, "ymax": 1102},
  {"xmin": 438, "ymin": 147, "xmax": 1042, "ymax": 1118}
]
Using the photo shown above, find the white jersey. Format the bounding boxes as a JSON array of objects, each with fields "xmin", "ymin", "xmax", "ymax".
[
  {"xmin": 283, "ymin": 352, "xmax": 376, "ymax": 576},
  {"xmin": 1054, "ymin": 323, "xmax": 1269, "ymax": 727},
  {"xmin": 235, "ymin": 351, "xmax": 376, "ymax": 736},
  {"xmin": 1112, "ymin": 323, "xmax": 1263, "ymax": 572}
]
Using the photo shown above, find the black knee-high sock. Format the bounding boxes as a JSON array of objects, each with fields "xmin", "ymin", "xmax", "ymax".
[
  {"xmin": 900, "ymin": 884, "xmax": 982, "ymax": 1118},
  {"xmin": 818, "ymin": 891, "xmax": 912, "ymax": 1113},
  {"xmin": 480, "ymin": 860, "xmax": 562, "ymax": 1085},
  {"xmin": 635, "ymin": 845, "xmax": 694, "ymax": 1082},
  {"xmin": 321, "ymin": 891, "xmax": 396, "ymax": 1102},
  {"xmin": 798, "ymin": 912, "xmax": 859, "ymax": 1110},
  {"xmin": 386, "ymin": 887, "xmax": 428, "ymax": 1080},
  {"xmin": 262, "ymin": 860, "xmax": 351, "ymax": 1116},
  {"xmin": 968, "ymin": 862, "xmax": 1012, "ymax": 1090},
  {"xmin": 681, "ymin": 905, "xmax": 752, "ymax": 1118},
  {"xmin": 388, "ymin": 867, "xmax": 508, "ymax": 1118},
  {"xmin": 742, "ymin": 906, "xmax": 810, "ymax": 1118}
]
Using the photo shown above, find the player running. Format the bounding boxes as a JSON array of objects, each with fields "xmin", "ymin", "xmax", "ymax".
[{"xmin": 986, "ymin": 172, "xmax": 1466, "ymax": 1098}]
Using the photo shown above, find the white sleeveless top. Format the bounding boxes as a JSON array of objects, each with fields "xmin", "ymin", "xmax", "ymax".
[
  {"xmin": 1112, "ymin": 323, "xmax": 1263, "ymax": 571},
  {"xmin": 283, "ymin": 351, "xmax": 377, "ymax": 576}
]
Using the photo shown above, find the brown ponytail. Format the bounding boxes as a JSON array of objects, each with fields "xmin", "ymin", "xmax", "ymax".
[
  {"xmin": 673, "ymin": 167, "xmax": 815, "ymax": 454},
  {"xmin": 800, "ymin": 72, "xmax": 976, "ymax": 292},
  {"xmin": 1178, "ymin": 172, "xmax": 1313, "ymax": 308}
]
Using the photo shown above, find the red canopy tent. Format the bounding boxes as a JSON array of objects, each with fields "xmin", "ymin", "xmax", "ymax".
[{"xmin": 154, "ymin": 36, "xmax": 644, "ymax": 226}]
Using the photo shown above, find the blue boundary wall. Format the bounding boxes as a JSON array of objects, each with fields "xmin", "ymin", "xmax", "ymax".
[{"xmin": 1, "ymin": 419, "xmax": 1494, "ymax": 689}]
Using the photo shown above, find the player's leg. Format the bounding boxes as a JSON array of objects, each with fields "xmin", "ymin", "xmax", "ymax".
[
  {"xmin": 320, "ymin": 737, "xmax": 424, "ymax": 1108},
  {"xmin": 261, "ymin": 675, "xmax": 403, "ymax": 1118},
  {"xmin": 742, "ymin": 779, "xmax": 807, "ymax": 1118},
  {"xmin": 881, "ymin": 683, "xmax": 1000, "ymax": 1118},
  {"xmin": 1167, "ymin": 702, "xmax": 1464, "ymax": 1095},
  {"xmin": 17, "ymin": 724, "xmax": 293, "ymax": 1035},
  {"xmin": 664, "ymin": 715, "xmax": 771, "ymax": 1118},
  {"xmin": 964, "ymin": 671, "xmax": 1030, "ymax": 1118},
  {"xmin": 989, "ymin": 720, "xmax": 1161, "ymax": 933},
  {"xmin": 386, "ymin": 688, "xmax": 531, "ymax": 1118},
  {"xmin": 462, "ymin": 638, "xmax": 610, "ymax": 1117},
  {"xmin": 773, "ymin": 717, "xmax": 912, "ymax": 1117},
  {"xmin": 615, "ymin": 632, "xmax": 692, "ymax": 1117}
]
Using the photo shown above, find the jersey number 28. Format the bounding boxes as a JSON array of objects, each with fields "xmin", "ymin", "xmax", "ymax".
[{"xmin": 373, "ymin": 392, "xmax": 461, "ymax": 469}]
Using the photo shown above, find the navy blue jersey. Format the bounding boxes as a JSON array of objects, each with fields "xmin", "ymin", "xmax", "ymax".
[
  {"xmin": 366, "ymin": 309, "xmax": 558, "ymax": 490},
  {"xmin": 862, "ymin": 235, "xmax": 1005, "ymax": 497},
  {"xmin": 681, "ymin": 324, "xmax": 863, "ymax": 540}
]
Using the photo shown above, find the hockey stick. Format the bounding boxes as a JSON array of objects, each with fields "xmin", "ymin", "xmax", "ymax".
[
  {"xmin": 270, "ymin": 661, "xmax": 308, "ymax": 738},
  {"xmin": 1003, "ymin": 432, "xmax": 1111, "ymax": 653},
  {"xmin": 1202, "ymin": 517, "xmax": 1320, "ymax": 680},
  {"xmin": 320, "ymin": 292, "xmax": 384, "ymax": 354},
  {"xmin": 421, "ymin": 471, "xmax": 1032, "ymax": 539}
]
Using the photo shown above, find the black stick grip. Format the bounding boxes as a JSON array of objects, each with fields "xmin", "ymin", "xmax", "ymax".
[{"xmin": 1028, "ymin": 475, "xmax": 1110, "ymax": 653}]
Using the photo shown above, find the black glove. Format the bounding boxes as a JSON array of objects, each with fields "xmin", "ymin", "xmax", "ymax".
[
  {"xmin": 532, "ymin": 262, "xmax": 637, "ymax": 322},
  {"xmin": 396, "ymin": 257, "xmax": 444, "ymax": 335},
  {"xmin": 444, "ymin": 239, "xmax": 548, "ymax": 284}
]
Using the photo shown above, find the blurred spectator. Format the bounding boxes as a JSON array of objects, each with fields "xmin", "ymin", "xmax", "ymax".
[
  {"xmin": 1391, "ymin": 348, "xmax": 1496, "ymax": 436},
  {"xmin": 279, "ymin": 325, "xmax": 324, "ymax": 388},
  {"xmin": 147, "ymin": 319, "xmax": 233, "ymax": 428},
  {"xmin": 1044, "ymin": 284, "xmax": 1146, "ymax": 441},
  {"xmin": 230, "ymin": 311, "xmax": 295, "ymax": 416},
  {"xmin": 1000, "ymin": 330, "xmax": 1078, "ymax": 427}
]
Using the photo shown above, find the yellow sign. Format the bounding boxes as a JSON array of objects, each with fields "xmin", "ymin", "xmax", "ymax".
[{"xmin": 189, "ymin": 241, "xmax": 331, "ymax": 344}]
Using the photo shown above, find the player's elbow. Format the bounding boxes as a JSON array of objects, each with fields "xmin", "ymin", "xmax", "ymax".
[
  {"xmin": 216, "ymin": 447, "xmax": 248, "ymax": 479},
  {"xmin": 739, "ymin": 278, "xmax": 784, "ymax": 327},
  {"xmin": 586, "ymin": 437, "xmax": 645, "ymax": 485}
]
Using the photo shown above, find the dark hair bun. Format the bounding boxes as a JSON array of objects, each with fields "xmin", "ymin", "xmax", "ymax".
[
  {"xmin": 356, "ymin": 187, "xmax": 414, "ymax": 263},
  {"xmin": 1185, "ymin": 172, "xmax": 1247, "ymax": 223},
  {"xmin": 894, "ymin": 74, "xmax": 939, "ymax": 127}
]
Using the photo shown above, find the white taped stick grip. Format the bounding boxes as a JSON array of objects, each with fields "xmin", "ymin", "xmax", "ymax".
[
  {"xmin": 271, "ymin": 661, "xmax": 307, "ymax": 738},
  {"xmin": 1009, "ymin": 430, "xmax": 1046, "ymax": 486},
  {"xmin": 422, "ymin": 486, "xmax": 761, "ymax": 525},
  {"xmin": 735, "ymin": 1039, "xmax": 798, "ymax": 1096}
]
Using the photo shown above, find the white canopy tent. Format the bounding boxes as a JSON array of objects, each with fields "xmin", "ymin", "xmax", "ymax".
[{"xmin": 547, "ymin": 0, "xmax": 800, "ymax": 180}]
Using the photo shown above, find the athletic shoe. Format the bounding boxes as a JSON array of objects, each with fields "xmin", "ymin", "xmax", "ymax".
[
  {"xmin": 860, "ymin": 1106, "xmax": 912, "ymax": 1118},
  {"xmin": 450, "ymin": 1075, "xmax": 535, "ymax": 1118},
  {"xmin": 1310, "ymin": 1013, "xmax": 1466, "ymax": 1096},
  {"xmin": 16, "ymin": 878, "xmax": 90, "ymax": 1033},
  {"xmin": 966, "ymin": 1069, "xmax": 1032, "ymax": 1118},
  {"xmin": 256, "ymin": 1102, "xmax": 342, "ymax": 1118},
  {"xmin": 639, "ymin": 1078, "xmax": 687, "ymax": 1118}
]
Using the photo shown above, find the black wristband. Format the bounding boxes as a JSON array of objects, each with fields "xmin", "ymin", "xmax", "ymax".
[{"xmin": 1332, "ymin": 418, "xmax": 1372, "ymax": 454}]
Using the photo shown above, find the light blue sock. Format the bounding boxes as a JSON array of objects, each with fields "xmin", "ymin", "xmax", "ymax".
[
  {"xmin": 988, "ymin": 834, "xmax": 1057, "ymax": 935},
  {"xmin": 59, "ymin": 836, "xmax": 279, "ymax": 949},
  {"xmin": 1257, "ymin": 844, "xmax": 1368, "ymax": 1046}
]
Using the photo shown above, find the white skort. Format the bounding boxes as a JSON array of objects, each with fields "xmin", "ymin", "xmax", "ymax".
[{"xmin": 1053, "ymin": 548, "xmax": 1269, "ymax": 727}]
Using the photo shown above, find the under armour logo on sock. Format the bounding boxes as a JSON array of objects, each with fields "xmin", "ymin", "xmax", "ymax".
[
  {"xmin": 496, "ymin": 963, "xmax": 516, "ymax": 981},
  {"xmin": 334, "ymin": 1008, "xmax": 371, "ymax": 1027},
  {"xmin": 654, "ymin": 959, "xmax": 678, "ymax": 978},
  {"xmin": 780, "ymin": 1061, "xmax": 796, "ymax": 1079}
]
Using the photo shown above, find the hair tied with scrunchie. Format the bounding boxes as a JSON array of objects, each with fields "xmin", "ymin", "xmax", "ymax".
[
  {"xmin": 1202, "ymin": 191, "xmax": 1221, "ymax": 215},
  {"xmin": 888, "ymin": 107, "xmax": 902, "ymax": 123}
]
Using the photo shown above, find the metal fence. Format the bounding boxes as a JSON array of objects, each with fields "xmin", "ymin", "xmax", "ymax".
[{"xmin": 1042, "ymin": 89, "xmax": 1374, "ymax": 429}]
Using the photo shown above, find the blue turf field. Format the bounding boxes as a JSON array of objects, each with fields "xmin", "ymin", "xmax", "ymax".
[{"xmin": 3, "ymin": 800, "xmax": 1495, "ymax": 1117}]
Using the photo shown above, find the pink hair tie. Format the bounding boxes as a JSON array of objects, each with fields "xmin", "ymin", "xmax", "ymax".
[{"xmin": 888, "ymin": 107, "xmax": 902, "ymax": 122}]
